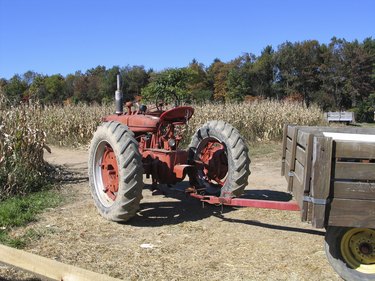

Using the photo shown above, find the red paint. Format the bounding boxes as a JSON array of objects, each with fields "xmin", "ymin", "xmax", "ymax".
[
  {"xmin": 159, "ymin": 106, "xmax": 194, "ymax": 123},
  {"xmin": 104, "ymin": 113, "xmax": 160, "ymax": 133},
  {"xmin": 189, "ymin": 193, "xmax": 300, "ymax": 211},
  {"xmin": 103, "ymin": 106, "xmax": 194, "ymax": 133},
  {"xmin": 101, "ymin": 145, "xmax": 119, "ymax": 201},
  {"xmin": 197, "ymin": 140, "xmax": 228, "ymax": 186},
  {"xmin": 142, "ymin": 149, "xmax": 189, "ymax": 184}
]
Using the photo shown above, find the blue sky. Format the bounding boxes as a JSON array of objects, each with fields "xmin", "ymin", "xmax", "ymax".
[{"xmin": 0, "ymin": 0, "xmax": 374, "ymax": 79}]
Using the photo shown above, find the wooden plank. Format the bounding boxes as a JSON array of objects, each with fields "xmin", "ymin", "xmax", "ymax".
[
  {"xmin": 328, "ymin": 198, "xmax": 375, "ymax": 228},
  {"xmin": 292, "ymin": 175, "xmax": 304, "ymax": 209},
  {"xmin": 295, "ymin": 126, "xmax": 375, "ymax": 135},
  {"xmin": 288, "ymin": 126, "xmax": 299, "ymax": 192},
  {"xmin": 335, "ymin": 141, "xmax": 375, "ymax": 159},
  {"xmin": 285, "ymin": 150, "xmax": 291, "ymax": 166},
  {"xmin": 281, "ymin": 124, "xmax": 288, "ymax": 176},
  {"xmin": 335, "ymin": 162, "xmax": 375, "ymax": 181},
  {"xmin": 295, "ymin": 146, "xmax": 306, "ymax": 166},
  {"xmin": 324, "ymin": 132, "xmax": 375, "ymax": 142},
  {"xmin": 297, "ymin": 130, "xmax": 309, "ymax": 148},
  {"xmin": 303, "ymin": 133, "xmax": 314, "ymax": 193},
  {"xmin": 291, "ymin": 173, "xmax": 309, "ymax": 221},
  {"xmin": 294, "ymin": 160, "xmax": 304, "ymax": 185},
  {"xmin": 301, "ymin": 133, "xmax": 314, "ymax": 222},
  {"xmin": 310, "ymin": 136, "xmax": 333, "ymax": 228},
  {"xmin": 333, "ymin": 181, "xmax": 375, "ymax": 200},
  {"xmin": 287, "ymin": 125, "xmax": 295, "ymax": 138},
  {"xmin": 281, "ymin": 160, "xmax": 285, "ymax": 177},
  {"xmin": 284, "ymin": 161, "xmax": 290, "ymax": 183},
  {"xmin": 286, "ymin": 137, "xmax": 292, "ymax": 151},
  {"xmin": 0, "ymin": 244, "xmax": 121, "ymax": 281}
]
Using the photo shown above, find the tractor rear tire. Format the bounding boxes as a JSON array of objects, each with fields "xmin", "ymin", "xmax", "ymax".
[
  {"xmin": 188, "ymin": 120, "xmax": 250, "ymax": 197},
  {"xmin": 325, "ymin": 226, "xmax": 375, "ymax": 281},
  {"xmin": 88, "ymin": 121, "xmax": 143, "ymax": 222}
]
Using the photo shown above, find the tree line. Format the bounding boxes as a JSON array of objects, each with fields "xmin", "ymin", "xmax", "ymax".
[{"xmin": 1, "ymin": 37, "xmax": 374, "ymax": 121}]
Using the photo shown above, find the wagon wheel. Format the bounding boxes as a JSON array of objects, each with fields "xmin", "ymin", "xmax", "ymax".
[
  {"xmin": 325, "ymin": 226, "xmax": 375, "ymax": 281},
  {"xmin": 88, "ymin": 121, "xmax": 144, "ymax": 222},
  {"xmin": 188, "ymin": 120, "xmax": 250, "ymax": 197}
]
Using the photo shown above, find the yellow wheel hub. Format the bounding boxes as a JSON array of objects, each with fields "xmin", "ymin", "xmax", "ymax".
[{"xmin": 341, "ymin": 228, "xmax": 375, "ymax": 274}]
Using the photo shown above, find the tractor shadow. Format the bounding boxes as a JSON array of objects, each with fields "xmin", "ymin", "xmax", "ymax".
[
  {"xmin": 241, "ymin": 189, "xmax": 293, "ymax": 201},
  {"xmin": 129, "ymin": 181, "xmax": 229, "ymax": 227},
  {"xmin": 129, "ymin": 182, "xmax": 324, "ymax": 236}
]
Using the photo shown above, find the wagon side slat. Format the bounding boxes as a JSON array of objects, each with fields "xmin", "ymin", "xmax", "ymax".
[
  {"xmin": 287, "ymin": 127, "xmax": 299, "ymax": 192},
  {"xmin": 333, "ymin": 181, "xmax": 375, "ymax": 200},
  {"xmin": 328, "ymin": 198, "xmax": 375, "ymax": 227},
  {"xmin": 335, "ymin": 162, "xmax": 375, "ymax": 181},
  {"xmin": 335, "ymin": 141, "xmax": 375, "ymax": 159},
  {"xmin": 310, "ymin": 136, "xmax": 333, "ymax": 228}
]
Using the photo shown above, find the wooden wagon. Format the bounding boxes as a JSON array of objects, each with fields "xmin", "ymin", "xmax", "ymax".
[{"xmin": 281, "ymin": 124, "xmax": 375, "ymax": 281}]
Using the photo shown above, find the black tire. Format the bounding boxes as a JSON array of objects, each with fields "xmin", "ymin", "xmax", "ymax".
[
  {"xmin": 188, "ymin": 120, "xmax": 250, "ymax": 197},
  {"xmin": 88, "ymin": 121, "xmax": 143, "ymax": 222},
  {"xmin": 325, "ymin": 226, "xmax": 375, "ymax": 281}
]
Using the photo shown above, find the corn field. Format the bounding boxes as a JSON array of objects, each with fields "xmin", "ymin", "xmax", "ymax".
[
  {"xmin": 36, "ymin": 101, "xmax": 325, "ymax": 147},
  {"xmin": 38, "ymin": 104, "xmax": 113, "ymax": 146},
  {"xmin": 0, "ymin": 94, "xmax": 325, "ymax": 199},
  {"xmin": 185, "ymin": 101, "xmax": 325, "ymax": 143},
  {"xmin": 0, "ymin": 96, "xmax": 49, "ymax": 200}
]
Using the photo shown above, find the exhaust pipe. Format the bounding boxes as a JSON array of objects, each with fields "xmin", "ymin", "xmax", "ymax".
[{"xmin": 115, "ymin": 74, "xmax": 123, "ymax": 114}]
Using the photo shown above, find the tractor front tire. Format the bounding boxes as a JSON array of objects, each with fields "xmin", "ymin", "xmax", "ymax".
[
  {"xmin": 188, "ymin": 120, "xmax": 250, "ymax": 197},
  {"xmin": 325, "ymin": 226, "xmax": 375, "ymax": 281},
  {"xmin": 88, "ymin": 121, "xmax": 143, "ymax": 222}
]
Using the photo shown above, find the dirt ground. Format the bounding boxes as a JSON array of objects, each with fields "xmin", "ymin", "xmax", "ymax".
[{"xmin": 0, "ymin": 145, "xmax": 341, "ymax": 281}]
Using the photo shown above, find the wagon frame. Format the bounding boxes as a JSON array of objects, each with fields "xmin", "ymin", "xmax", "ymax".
[
  {"xmin": 281, "ymin": 124, "xmax": 375, "ymax": 229},
  {"xmin": 281, "ymin": 124, "xmax": 375, "ymax": 280}
]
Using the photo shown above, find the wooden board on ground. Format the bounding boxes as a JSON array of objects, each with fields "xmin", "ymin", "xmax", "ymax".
[{"xmin": 0, "ymin": 244, "xmax": 121, "ymax": 281}]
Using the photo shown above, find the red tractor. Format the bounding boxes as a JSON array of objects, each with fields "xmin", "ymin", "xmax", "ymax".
[{"xmin": 88, "ymin": 75, "xmax": 250, "ymax": 221}]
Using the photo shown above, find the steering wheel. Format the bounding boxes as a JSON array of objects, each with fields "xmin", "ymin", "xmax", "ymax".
[{"xmin": 155, "ymin": 91, "xmax": 180, "ymax": 111}]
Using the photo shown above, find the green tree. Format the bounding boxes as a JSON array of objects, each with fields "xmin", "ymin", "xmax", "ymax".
[
  {"xmin": 64, "ymin": 74, "xmax": 76, "ymax": 102},
  {"xmin": 274, "ymin": 40, "xmax": 321, "ymax": 106},
  {"xmin": 44, "ymin": 74, "xmax": 66, "ymax": 104},
  {"xmin": 100, "ymin": 66, "xmax": 120, "ymax": 104},
  {"xmin": 29, "ymin": 75, "xmax": 47, "ymax": 102},
  {"xmin": 141, "ymin": 68, "xmax": 191, "ymax": 103},
  {"xmin": 207, "ymin": 59, "xmax": 232, "ymax": 101},
  {"xmin": 4, "ymin": 75, "xmax": 28, "ymax": 104},
  {"xmin": 186, "ymin": 59, "xmax": 211, "ymax": 103},
  {"xmin": 253, "ymin": 46, "xmax": 275, "ymax": 99},
  {"xmin": 86, "ymin": 66, "xmax": 106, "ymax": 103},
  {"xmin": 122, "ymin": 65, "xmax": 149, "ymax": 101},
  {"xmin": 226, "ymin": 54, "xmax": 255, "ymax": 101},
  {"xmin": 72, "ymin": 71, "xmax": 89, "ymax": 103}
]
